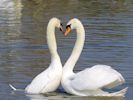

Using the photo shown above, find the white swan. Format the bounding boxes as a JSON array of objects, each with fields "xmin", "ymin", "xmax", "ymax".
[
  {"xmin": 61, "ymin": 18, "xmax": 127, "ymax": 96},
  {"xmin": 25, "ymin": 18, "xmax": 63, "ymax": 94}
]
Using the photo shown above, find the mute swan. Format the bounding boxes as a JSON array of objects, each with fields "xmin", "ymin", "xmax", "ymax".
[
  {"xmin": 61, "ymin": 18, "xmax": 127, "ymax": 96},
  {"xmin": 25, "ymin": 18, "xmax": 63, "ymax": 94}
]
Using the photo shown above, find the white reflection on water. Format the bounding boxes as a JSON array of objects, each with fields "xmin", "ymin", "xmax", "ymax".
[{"xmin": 26, "ymin": 93, "xmax": 125, "ymax": 100}]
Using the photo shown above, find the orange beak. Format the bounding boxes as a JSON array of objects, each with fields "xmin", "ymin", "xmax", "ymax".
[{"xmin": 64, "ymin": 27, "xmax": 71, "ymax": 36}]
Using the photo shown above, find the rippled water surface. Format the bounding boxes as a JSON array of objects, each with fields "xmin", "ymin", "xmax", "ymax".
[{"xmin": 0, "ymin": 0, "xmax": 133, "ymax": 100}]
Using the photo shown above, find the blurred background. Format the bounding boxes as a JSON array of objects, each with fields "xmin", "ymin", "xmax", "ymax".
[{"xmin": 0, "ymin": 0, "xmax": 133, "ymax": 100}]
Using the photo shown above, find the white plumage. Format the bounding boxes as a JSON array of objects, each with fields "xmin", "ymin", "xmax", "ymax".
[
  {"xmin": 61, "ymin": 18, "xmax": 127, "ymax": 96},
  {"xmin": 25, "ymin": 18, "xmax": 62, "ymax": 94},
  {"xmin": 71, "ymin": 65, "xmax": 125, "ymax": 91}
]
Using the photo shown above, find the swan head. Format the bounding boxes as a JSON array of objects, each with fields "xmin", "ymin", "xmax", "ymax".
[
  {"xmin": 64, "ymin": 18, "xmax": 82, "ymax": 36},
  {"xmin": 49, "ymin": 17, "xmax": 64, "ymax": 32}
]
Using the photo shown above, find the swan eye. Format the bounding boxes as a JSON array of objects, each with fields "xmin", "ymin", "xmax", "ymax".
[{"xmin": 66, "ymin": 24, "xmax": 71, "ymax": 29}]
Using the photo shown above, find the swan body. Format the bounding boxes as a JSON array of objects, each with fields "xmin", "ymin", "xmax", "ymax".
[
  {"xmin": 25, "ymin": 18, "xmax": 62, "ymax": 94},
  {"xmin": 61, "ymin": 18, "xmax": 127, "ymax": 96}
]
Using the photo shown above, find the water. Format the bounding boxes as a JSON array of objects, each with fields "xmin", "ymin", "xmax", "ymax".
[{"xmin": 0, "ymin": 0, "xmax": 133, "ymax": 100}]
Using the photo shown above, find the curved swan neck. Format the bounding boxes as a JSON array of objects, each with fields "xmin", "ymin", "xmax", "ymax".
[
  {"xmin": 47, "ymin": 20, "xmax": 59, "ymax": 59},
  {"xmin": 64, "ymin": 21, "xmax": 85, "ymax": 72}
]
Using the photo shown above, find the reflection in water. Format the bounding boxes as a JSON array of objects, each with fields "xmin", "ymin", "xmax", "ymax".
[
  {"xmin": 26, "ymin": 93, "xmax": 64, "ymax": 100},
  {"xmin": 26, "ymin": 93, "xmax": 125, "ymax": 100},
  {"xmin": 0, "ymin": 0, "xmax": 133, "ymax": 100}
]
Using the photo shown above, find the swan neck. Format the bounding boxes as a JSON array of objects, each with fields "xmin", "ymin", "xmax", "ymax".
[
  {"xmin": 47, "ymin": 21, "xmax": 59, "ymax": 59},
  {"xmin": 64, "ymin": 23, "xmax": 85, "ymax": 72}
]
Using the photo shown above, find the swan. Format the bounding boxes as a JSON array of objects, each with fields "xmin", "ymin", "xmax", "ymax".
[
  {"xmin": 61, "ymin": 18, "xmax": 127, "ymax": 96},
  {"xmin": 25, "ymin": 17, "xmax": 63, "ymax": 94}
]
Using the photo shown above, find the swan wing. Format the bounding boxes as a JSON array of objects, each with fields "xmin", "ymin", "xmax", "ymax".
[
  {"xmin": 71, "ymin": 65, "xmax": 125, "ymax": 91},
  {"xmin": 25, "ymin": 67, "xmax": 56, "ymax": 93}
]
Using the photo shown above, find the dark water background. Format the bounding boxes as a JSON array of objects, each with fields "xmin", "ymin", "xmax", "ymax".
[{"xmin": 0, "ymin": 0, "xmax": 133, "ymax": 100}]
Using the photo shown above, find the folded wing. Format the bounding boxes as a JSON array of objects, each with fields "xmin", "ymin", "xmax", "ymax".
[{"xmin": 71, "ymin": 65, "xmax": 125, "ymax": 91}]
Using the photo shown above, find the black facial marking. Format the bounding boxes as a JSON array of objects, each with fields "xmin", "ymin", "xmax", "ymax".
[
  {"xmin": 60, "ymin": 28, "xmax": 63, "ymax": 31},
  {"xmin": 66, "ymin": 24, "xmax": 71, "ymax": 28},
  {"xmin": 60, "ymin": 23, "xmax": 63, "ymax": 27}
]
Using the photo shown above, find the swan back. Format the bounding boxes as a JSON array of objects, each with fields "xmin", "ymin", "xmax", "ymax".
[{"xmin": 71, "ymin": 65, "xmax": 125, "ymax": 91}]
